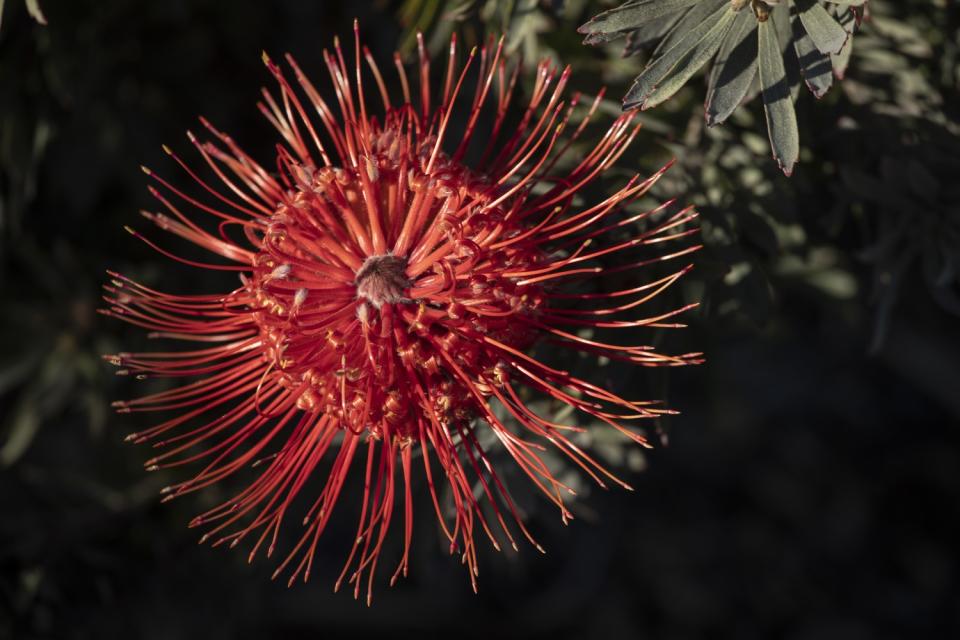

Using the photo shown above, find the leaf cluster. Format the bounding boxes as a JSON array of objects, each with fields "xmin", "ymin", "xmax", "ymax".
[{"xmin": 580, "ymin": 0, "xmax": 868, "ymax": 174}]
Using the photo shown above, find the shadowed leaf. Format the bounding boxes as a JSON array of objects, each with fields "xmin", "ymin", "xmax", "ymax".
[
  {"xmin": 706, "ymin": 11, "xmax": 758, "ymax": 126},
  {"xmin": 758, "ymin": 20, "xmax": 799, "ymax": 175},
  {"xmin": 578, "ymin": 0, "xmax": 700, "ymax": 44},
  {"xmin": 797, "ymin": 0, "xmax": 848, "ymax": 55},
  {"xmin": 792, "ymin": 10, "xmax": 833, "ymax": 97},
  {"xmin": 623, "ymin": 1, "xmax": 729, "ymax": 110},
  {"xmin": 643, "ymin": 8, "xmax": 737, "ymax": 109}
]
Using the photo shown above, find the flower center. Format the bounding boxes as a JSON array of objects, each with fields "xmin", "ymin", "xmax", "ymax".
[{"xmin": 354, "ymin": 254, "xmax": 410, "ymax": 309}]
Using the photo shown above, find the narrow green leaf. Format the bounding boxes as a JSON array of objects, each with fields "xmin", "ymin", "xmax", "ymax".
[
  {"xmin": 758, "ymin": 20, "xmax": 799, "ymax": 175},
  {"xmin": 796, "ymin": 0, "xmax": 848, "ymax": 55},
  {"xmin": 623, "ymin": 1, "xmax": 729, "ymax": 110},
  {"xmin": 832, "ymin": 4, "xmax": 859, "ymax": 33},
  {"xmin": 578, "ymin": 0, "xmax": 700, "ymax": 43},
  {"xmin": 773, "ymin": 0, "xmax": 802, "ymax": 101},
  {"xmin": 643, "ymin": 9, "xmax": 736, "ymax": 109},
  {"xmin": 651, "ymin": 0, "xmax": 725, "ymax": 58},
  {"xmin": 792, "ymin": 11, "xmax": 833, "ymax": 97},
  {"xmin": 25, "ymin": 0, "xmax": 46, "ymax": 24},
  {"xmin": 706, "ymin": 11, "xmax": 758, "ymax": 126},
  {"xmin": 830, "ymin": 40, "xmax": 853, "ymax": 79},
  {"xmin": 829, "ymin": 5, "xmax": 856, "ymax": 77},
  {"xmin": 624, "ymin": 13, "xmax": 685, "ymax": 56},
  {"xmin": 772, "ymin": 3, "xmax": 793, "ymax": 55}
]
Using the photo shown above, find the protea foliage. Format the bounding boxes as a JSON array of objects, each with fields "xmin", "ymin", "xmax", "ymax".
[{"xmin": 579, "ymin": 0, "xmax": 868, "ymax": 175}]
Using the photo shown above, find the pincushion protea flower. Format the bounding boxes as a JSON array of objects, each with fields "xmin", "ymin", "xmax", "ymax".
[{"xmin": 103, "ymin": 23, "xmax": 701, "ymax": 602}]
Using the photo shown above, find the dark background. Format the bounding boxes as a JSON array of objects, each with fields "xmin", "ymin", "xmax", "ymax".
[{"xmin": 1, "ymin": 1, "xmax": 958, "ymax": 638}]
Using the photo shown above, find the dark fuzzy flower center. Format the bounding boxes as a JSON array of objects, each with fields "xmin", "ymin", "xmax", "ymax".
[{"xmin": 354, "ymin": 254, "xmax": 410, "ymax": 309}]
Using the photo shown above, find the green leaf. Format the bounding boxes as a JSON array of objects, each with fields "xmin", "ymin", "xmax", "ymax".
[
  {"xmin": 758, "ymin": 20, "xmax": 799, "ymax": 176},
  {"xmin": 578, "ymin": 0, "xmax": 700, "ymax": 44},
  {"xmin": 624, "ymin": 13, "xmax": 685, "ymax": 56},
  {"xmin": 792, "ymin": 10, "xmax": 833, "ymax": 97},
  {"xmin": 25, "ymin": 0, "xmax": 45, "ymax": 24},
  {"xmin": 651, "ymin": 0, "xmax": 724, "ymax": 58},
  {"xmin": 833, "ymin": 3, "xmax": 859, "ymax": 33},
  {"xmin": 830, "ymin": 33, "xmax": 853, "ymax": 79},
  {"xmin": 643, "ymin": 8, "xmax": 737, "ymax": 109},
  {"xmin": 796, "ymin": 0, "xmax": 848, "ymax": 55},
  {"xmin": 623, "ymin": 1, "xmax": 729, "ymax": 110},
  {"xmin": 829, "ymin": 6, "xmax": 857, "ymax": 78},
  {"xmin": 706, "ymin": 11, "xmax": 758, "ymax": 126}
]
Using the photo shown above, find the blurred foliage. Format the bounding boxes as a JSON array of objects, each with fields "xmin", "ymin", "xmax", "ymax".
[
  {"xmin": 394, "ymin": 0, "xmax": 571, "ymax": 59},
  {"xmin": 1, "ymin": 0, "xmax": 959, "ymax": 638},
  {"xmin": 830, "ymin": 5, "xmax": 960, "ymax": 349}
]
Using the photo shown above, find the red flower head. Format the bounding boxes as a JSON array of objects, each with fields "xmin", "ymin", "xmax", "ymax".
[{"xmin": 104, "ymin": 23, "xmax": 702, "ymax": 603}]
